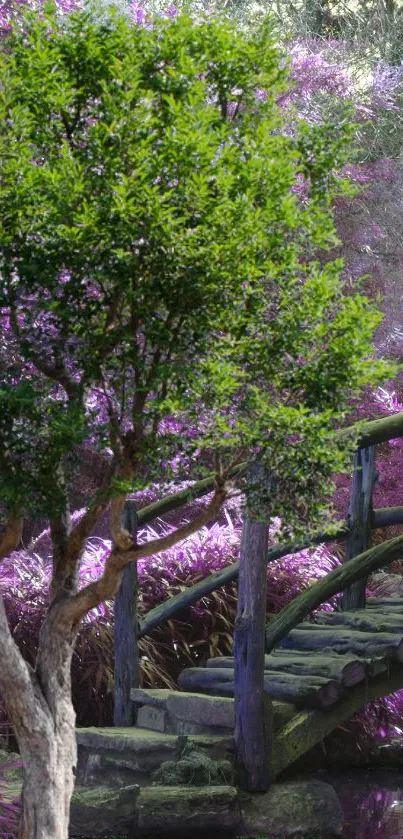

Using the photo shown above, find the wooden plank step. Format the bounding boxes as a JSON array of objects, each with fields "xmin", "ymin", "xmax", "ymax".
[
  {"xmin": 275, "ymin": 627, "xmax": 403, "ymax": 661},
  {"xmin": 313, "ymin": 611, "xmax": 403, "ymax": 633},
  {"xmin": 206, "ymin": 652, "xmax": 366, "ymax": 687},
  {"xmin": 367, "ymin": 598, "xmax": 403, "ymax": 608},
  {"xmin": 178, "ymin": 668, "xmax": 343, "ymax": 710}
]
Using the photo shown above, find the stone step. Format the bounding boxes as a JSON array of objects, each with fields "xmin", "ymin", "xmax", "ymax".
[
  {"xmin": 70, "ymin": 783, "xmax": 240, "ymax": 836},
  {"xmin": 0, "ymin": 775, "xmax": 240, "ymax": 836},
  {"xmin": 0, "ymin": 772, "xmax": 344, "ymax": 838},
  {"xmin": 130, "ymin": 688, "xmax": 296, "ymax": 735},
  {"xmin": 76, "ymin": 725, "xmax": 234, "ymax": 789}
]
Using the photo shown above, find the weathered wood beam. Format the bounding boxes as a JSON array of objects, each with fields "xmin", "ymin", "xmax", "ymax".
[
  {"xmin": 367, "ymin": 597, "xmax": 403, "ymax": 607},
  {"xmin": 271, "ymin": 663, "xmax": 403, "ymax": 779},
  {"xmin": 113, "ymin": 502, "xmax": 139, "ymax": 726},
  {"xmin": 135, "ymin": 467, "xmax": 244, "ymax": 528},
  {"xmin": 372, "ymin": 507, "xmax": 403, "ymax": 528},
  {"xmin": 179, "ymin": 666, "xmax": 343, "ymax": 709},
  {"xmin": 265, "ymin": 533, "xmax": 403, "ymax": 653},
  {"xmin": 206, "ymin": 651, "xmax": 366, "ymax": 687},
  {"xmin": 234, "ymin": 472, "xmax": 272, "ymax": 792},
  {"xmin": 137, "ymin": 529, "xmax": 344, "ymax": 638},
  {"xmin": 342, "ymin": 446, "xmax": 377, "ymax": 610},
  {"xmin": 278, "ymin": 627, "xmax": 403, "ymax": 660},
  {"xmin": 315, "ymin": 609, "xmax": 403, "ymax": 633},
  {"xmin": 348, "ymin": 412, "xmax": 403, "ymax": 448}
]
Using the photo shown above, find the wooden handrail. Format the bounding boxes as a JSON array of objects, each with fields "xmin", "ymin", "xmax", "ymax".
[{"xmin": 138, "ymin": 505, "xmax": 403, "ymax": 638}]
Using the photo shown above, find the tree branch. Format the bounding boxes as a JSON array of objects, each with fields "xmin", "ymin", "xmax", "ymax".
[
  {"xmin": 64, "ymin": 456, "xmax": 117, "ymax": 568},
  {"xmin": 49, "ymin": 462, "xmax": 75, "ymax": 602},
  {"xmin": 57, "ymin": 484, "xmax": 228, "ymax": 628},
  {"xmin": 109, "ymin": 461, "xmax": 137, "ymax": 550},
  {"xmin": 9, "ymin": 302, "xmax": 83, "ymax": 400}
]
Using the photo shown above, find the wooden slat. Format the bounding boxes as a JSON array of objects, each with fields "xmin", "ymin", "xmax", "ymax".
[
  {"xmin": 206, "ymin": 652, "xmax": 366, "ymax": 687},
  {"xmin": 178, "ymin": 667, "xmax": 342, "ymax": 710},
  {"xmin": 314, "ymin": 611, "xmax": 403, "ymax": 634},
  {"xmin": 367, "ymin": 598, "xmax": 403, "ymax": 609},
  {"xmin": 277, "ymin": 628, "xmax": 403, "ymax": 661}
]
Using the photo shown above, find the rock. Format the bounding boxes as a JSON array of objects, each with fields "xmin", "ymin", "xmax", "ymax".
[
  {"xmin": 69, "ymin": 784, "xmax": 140, "ymax": 836},
  {"xmin": 131, "ymin": 687, "xmax": 296, "ymax": 735},
  {"xmin": 0, "ymin": 745, "xmax": 344, "ymax": 837},
  {"xmin": 137, "ymin": 784, "xmax": 241, "ymax": 833},
  {"xmin": 238, "ymin": 780, "xmax": 344, "ymax": 838},
  {"xmin": 132, "ymin": 688, "xmax": 235, "ymax": 735}
]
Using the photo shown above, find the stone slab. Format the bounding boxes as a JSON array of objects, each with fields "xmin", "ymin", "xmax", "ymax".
[
  {"xmin": 69, "ymin": 784, "xmax": 140, "ymax": 835},
  {"xmin": 136, "ymin": 705, "xmax": 166, "ymax": 732},
  {"xmin": 75, "ymin": 726, "xmax": 234, "ymax": 788},
  {"xmin": 138, "ymin": 784, "xmax": 240, "ymax": 832},
  {"xmin": 131, "ymin": 688, "xmax": 297, "ymax": 734},
  {"xmin": 239, "ymin": 780, "xmax": 344, "ymax": 837},
  {"xmin": 166, "ymin": 692, "xmax": 234, "ymax": 729}
]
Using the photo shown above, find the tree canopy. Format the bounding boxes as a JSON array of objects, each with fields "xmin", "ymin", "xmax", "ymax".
[{"xmin": 0, "ymin": 0, "xmax": 394, "ymax": 558}]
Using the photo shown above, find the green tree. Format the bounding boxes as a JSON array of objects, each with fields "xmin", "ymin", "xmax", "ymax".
[{"xmin": 0, "ymin": 2, "xmax": 394, "ymax": 835}]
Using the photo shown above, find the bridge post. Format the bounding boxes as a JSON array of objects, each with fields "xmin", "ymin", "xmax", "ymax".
[
  {"xmin": 341, "ymin": 445, "xmax": 377, "ymax": 611},
  {"xmin": 234, "ymin": 463, "xmax": 273, "ymax": 791},
  {"xmin": 113, "ymin": 500, "xmax": 140, "ymax": 726}
]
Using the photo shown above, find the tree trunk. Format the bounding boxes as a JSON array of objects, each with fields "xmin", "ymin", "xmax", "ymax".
[
  {"xmin": 0, "ymin": 596, "xmax": 78, "ymax": 839},
  {"xmin": 17, "ymin": 718, "xmax": 76, "ymax": 839},
  {"xmin": 23, "ymin": 618, "xmax": 77, "ymax": 838}
]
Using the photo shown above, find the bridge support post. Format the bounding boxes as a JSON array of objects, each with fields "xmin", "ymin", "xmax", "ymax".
[
  {"xmin": 234, "ymin": 464, "xmax": 272, "ymax": 792},
  {"xmin": 113, "ymin": 501, "xmax": 140, "ymax": 726},
  {"xmin": 342, "ymin": 445, "xmax": 377, "ymax": 611}
]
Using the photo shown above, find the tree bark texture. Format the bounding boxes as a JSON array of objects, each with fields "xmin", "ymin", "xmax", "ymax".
[
  {"xmin": 342, "ymin": 446, "xmax": 377, "ymax": 610},
  {"xmin": 234, "ymin": 465, "xmax": 272, "ymax": 792},
  {"xmin": 113, "ymin": 501, "xmax": 139, "ymax": 726},
  {"xmin": 0, "ymin": 596, "xmax": 78, "ymax": 839}
]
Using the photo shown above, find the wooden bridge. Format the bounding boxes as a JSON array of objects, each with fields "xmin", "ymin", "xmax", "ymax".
[
  {"xmin": 173, "ymin": 596, "xmax": 403, "ymax": 778},
  {"xmin": 112, "ymin": 412, "xmax": 403, "ymax": 790}
]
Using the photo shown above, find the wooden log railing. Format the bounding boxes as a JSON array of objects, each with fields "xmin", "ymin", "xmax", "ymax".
[{"xmin": 137, "ymin": 505, "xmax": 403, "ymax": 638}]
